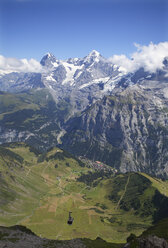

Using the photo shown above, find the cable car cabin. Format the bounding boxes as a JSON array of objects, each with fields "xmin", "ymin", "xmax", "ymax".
[{"xmin": 67, "ymin": 212, "xmax": 74, "ymax": 225}]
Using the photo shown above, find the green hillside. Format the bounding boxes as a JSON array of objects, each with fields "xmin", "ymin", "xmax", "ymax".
[
  {"xmin": 0, "ymin": 89, "xmax": 71, "ymax": 150},
  {"xmin": 0, "ymin": 142, "xmax": 168, "ymax": 243}
]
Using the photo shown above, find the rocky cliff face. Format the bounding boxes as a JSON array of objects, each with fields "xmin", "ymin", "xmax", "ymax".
[
  {"xmin": 0, "ymin": 225, "xmax": 87, "ymax": 248},
  {"xmin": 124, "ymin": 235, "xmax": 168, "ymax": 248},
  {"xmin": 61, "ymin": 80, "xmax": 168, "ymax": 178},
  {"xmin": 0, "ymin": 53, "xmax": 168, "ymax": 178},
  {"xmin": 0, "ymin": 225, "xmax": 167, "ymax": 248}
]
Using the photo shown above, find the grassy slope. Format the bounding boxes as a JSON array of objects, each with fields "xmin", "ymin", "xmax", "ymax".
[
  {"xmin": 0, "ymin": 143, "xmax": 168, "ymax": 243},
  {"xmin": 0, "ymin": 143, "xmax": 49, "ymax": 225},
  {"xmin": 0, "ymin": 89, "xmax": 71, "ymax": 124},
  {"xmin": 0, "ymin": 90, "xmax": 49, "ymax": 119},
  {"xmin": 0, "ymin": 90, "xmax": 72, "ymax": 151},
  {"xmin": 140, "ymin": 172, "xmax": 168, "ymax": 197}
]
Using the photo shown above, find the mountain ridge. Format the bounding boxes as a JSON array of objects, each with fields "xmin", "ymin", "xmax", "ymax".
[{"xmin": 0, "ymin": 52, "xmax": 168, "ymax": 178}]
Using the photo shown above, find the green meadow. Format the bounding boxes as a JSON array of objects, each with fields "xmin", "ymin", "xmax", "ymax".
[{"xmin": 0, "ymin": 142, "xmax": 168, "ymax": 243}]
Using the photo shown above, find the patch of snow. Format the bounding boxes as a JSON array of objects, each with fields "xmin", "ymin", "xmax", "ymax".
[
  {"xmin": 52, "ymin": 61, "xmax": 59, "ymax": 67},
  {"xmin": 103, "ymin": 72, "xmax": 126, "ymax": 92},
  {"xmin": 146, "ymin": 75, "xmax": 152, "ymax": 79},
  {"xmin": 45, "ymin": 75, "xmax": 56, "ymax": 82},
  {"xmin": 113, "ymin": 64, "xmax": 118, "ymax": 70},
  {"xmin": 89, "ymin": 50, "xmax": 100, "ymax": 57},
  {"xmin": 103, "ymin": 83, "xmax": 116, "ymax": 92},
  {"xmin": 79, "ymin": 77, "xmax": 110, "ymax": 89},
  {"xmin": 94, "ymin": 57, "xmax": 99, "ymax": 63},
  {"xmin": 46, "ymin": 52, "xmax": 52, "ymax": 58},
  {"xmin": 118, "ymin": 66, "xmax": 127, "ymax": 73},
  {"xmin": 83, "ymin": 50, "xmax": 101, "ymax": 64},
  {"xmin": 36, "ymin": 122, "xmax": 51, "ymax": 131},
  {"xmin": 163, "ymin": 88, "xmax": 168, "ymax": 98},
  {"xmin": 61, "ymin": 62, "xmax": 83, "ymax": 85},
  {"xmin": 75, "ymin": 70, "xmax": 83, "ymax": 78},
  {"xmin": 25, "ymin": 133, "xmax": 35, "ymax": 140}
]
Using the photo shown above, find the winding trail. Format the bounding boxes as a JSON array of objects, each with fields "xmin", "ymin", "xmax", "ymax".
[
  {"xmin": 115, "ymin": 174, "xmax": 131, "ymax": 210},
  {"xmin": 26, "ymin": 168, "xmax": 31, "ymax": 177},
  {"xmin": 79, "ymin": 185, "xmax": 90, "ymax": 194}
]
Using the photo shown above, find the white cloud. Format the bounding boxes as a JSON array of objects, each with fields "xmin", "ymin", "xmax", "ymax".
[
  {"xmin": 0, "ymin": 55, "xmax": 43, "ymax": 74},
  {"xmin": 1, "ymin": 42, "xmax": 168, "ymax": 75},
  {"xmin": 109, "ymin": 42, "xmax": 168, "ymax": 73}
]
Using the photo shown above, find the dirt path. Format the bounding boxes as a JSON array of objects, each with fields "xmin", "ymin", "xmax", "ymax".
[
  {"xmin": 115, "ymin": 174, "xmax": 131, "ymax": 210},
  {"xmin": 55, "ymin": 233, "xmax": 62, "ymax": 239},
  {"xmin": 88, "ymin": 212, "xmax": 92, "ymax": 224},
  {"xmin": 26, "ymin": 168, "xmax": 31, "ymax": 177},
  {"xmin": 79, "ymin": 185, "xmax": 90, "ymax": 194}
]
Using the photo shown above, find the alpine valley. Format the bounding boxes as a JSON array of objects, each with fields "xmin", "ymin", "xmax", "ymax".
[
  {"xmin": 0, "ymin": 51, "xmax": 168, "ymax": 247},
  {"xmin": 0, "ymin": 50, "xmax": 168, "ymax": 178}
]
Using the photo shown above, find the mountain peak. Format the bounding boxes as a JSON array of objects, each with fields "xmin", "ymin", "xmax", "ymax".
[
  {"xmin": 83, "ymin": 50, "xmax": 101, "ymax": 64},
  {"xmin": 40, "ymin": 52, "xmax": 58, "ymax": 67},
  {"xmin": 88, "ymin": 50, "xmax": 100, "ymax": 58},
  {"xmin": 45, "ymin": 52, "xmax": 55, "ymax": 58},
  {"xmin": 42, "ymin": 52, "xmax": 56, "ymax": 60}
]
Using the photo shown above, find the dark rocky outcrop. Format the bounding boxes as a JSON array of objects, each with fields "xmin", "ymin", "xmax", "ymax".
[{"xmin": 124, "ymin": 235, "xmax": 168, "ymax": 248}]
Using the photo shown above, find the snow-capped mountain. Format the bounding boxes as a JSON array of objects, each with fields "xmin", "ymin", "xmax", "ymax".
[
  {"xmin": 41, "ymin": 49, "xmax": 123, "ymax": 89},
  {"xmin": 39, "ymin": 50, "xmax": 127, "ymax": 113},
  {"xmin": 0, "ymin": 50, "xmax": 126, "ymax": 114},
  {"xmin": 0, "ymin": 50, "xmax": 123, "ymax": 94},
  {"xmin": 1, "ymin": 50, "xmax": 168, "ymax": 117},
  {"xmin": 1, "ymin": 51, "xmax": 168, "ymax": 178}
]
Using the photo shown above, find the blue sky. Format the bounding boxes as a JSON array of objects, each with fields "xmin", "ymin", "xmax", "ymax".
[{"xmin": 0, "ymin": 0, "xmax": 167, "ymax": 61}]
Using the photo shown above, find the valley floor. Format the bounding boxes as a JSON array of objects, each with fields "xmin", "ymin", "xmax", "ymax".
[{"xmin": 0, "ymin": 143, "xmax": 168, "ymax": 243}]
